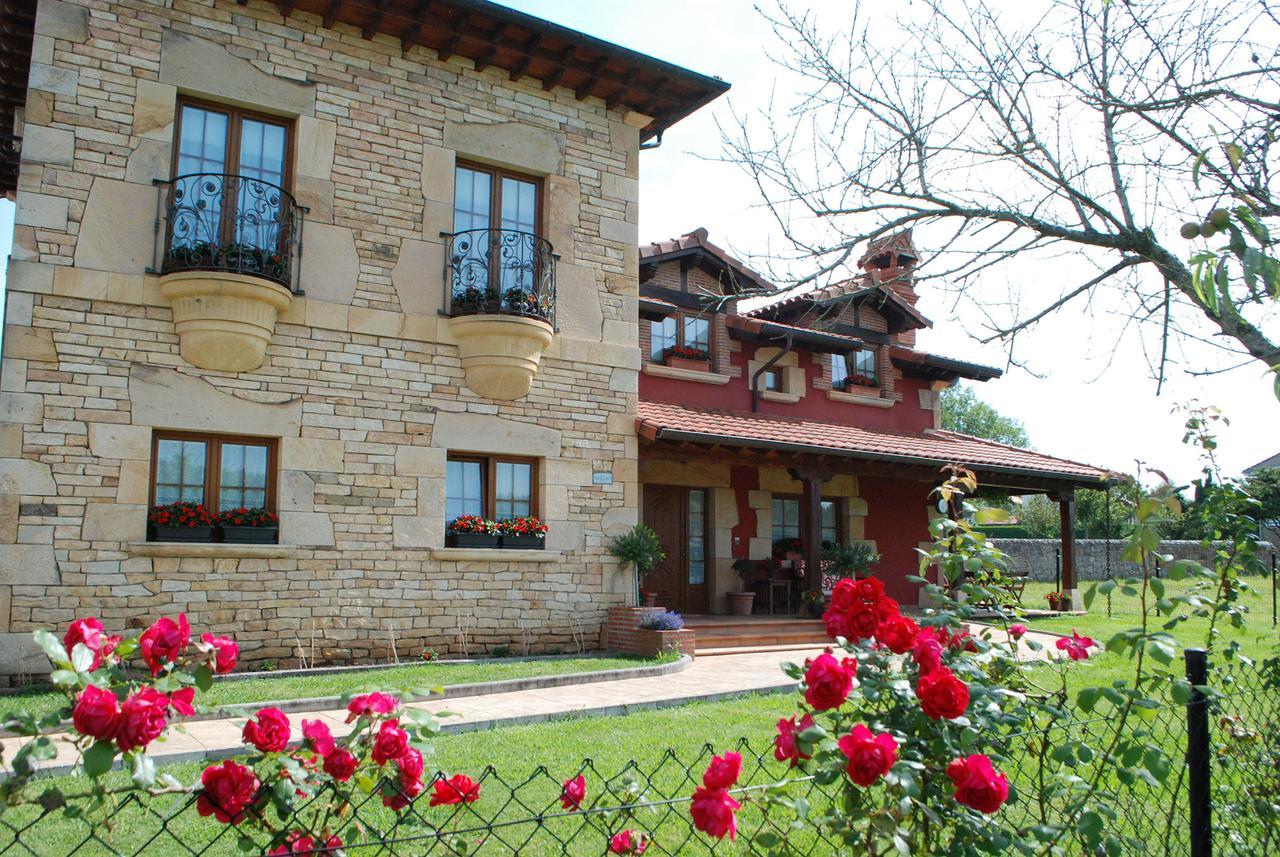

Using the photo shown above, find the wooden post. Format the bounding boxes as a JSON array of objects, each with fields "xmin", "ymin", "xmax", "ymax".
[
  {"xmin": 1057, "ymin": 489, "xmax": 1080, "ymax": 610},
  {"xmin": 789, "ymin": 466, "xmax": 832, "ymax": 595}
]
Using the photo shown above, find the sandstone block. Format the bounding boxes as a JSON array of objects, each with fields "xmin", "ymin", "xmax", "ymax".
[
  {"xmin": 280, "ymin": 512, "xmax": 334, "ymax": 547},
  {"xmin": 15, "ymin": 192, "xmax": 68, "ymax": 230},
  {"xmin": 0, "ymin": 496, "xmax": 17, "ymax": 544},
  {"xmin": 21, "ymin": 125, "xmax": 74, "ymax": 166},
  {"xmin": 88, "ymin": 423, "xmax": 150, "ymax": 460},
  {"xmin": 82, "ymin": 503, "xmax": 147, "ymax": 542},
  {"xmin": 443, "ymin": 120, "xmax": 563, "ymax": 175},
  {"xmin": 395, "ymin": 446, "xmax": 445, "ymax": 477},
  {"xmin": 430, "ymin": 412, "xmax": 560, "ymax": 458},
  {"xmin": 133, "ymin": 79, "xmax": 177, "ymax": 140},
  {"xmin": 4, "ymin": 325, "xmax": 57, "ymax": 362},
  {"xmin": 296, "ymin": 116, "xmax": 336, "ymax": 180},
  {"xmin": 298, "ymin": 223, "xmax": 359, "ymax": 306},
  {"xmin": 0, "ymin": 545, "xmax": 57, "ymax": 584},
  {"xmin": 0, "ymin": 459, "xmax": 54, "ymax": 496},
  {"xmin": 131, "ymin": 365, "xmax": 303, "ymax": 437},
  {"xmin": 420, "ymin": 144, "xmax": 455, "ymax": 204},
  {"xmin": 34, "ymin": 0, "xmax": 88, "ymax": 41},
  {"xmin": 280, "ymin": 438, "xmax": 344, "ymax": 472},
  {"xmin": 73, "ymin": 178, "xmax": 155, "ymax": 274},
  {"xmin": 28, "ymin": 62, "xmax": 78, "ymax": 96},
  {"xmin": 279, "ymin": 470, "xmax": 315, "ymax": 512},
  {"xmin": 160, "ymin": 30, "xmax": 315, "ymax": 117}
]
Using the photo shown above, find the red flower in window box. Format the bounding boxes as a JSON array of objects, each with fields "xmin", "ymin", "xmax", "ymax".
[
  {"xmin": 667, "ymin": 345, "xmax": 709, "ymax": 361},
  {"xmin": 148, "ymin": 502, "xmax": 217, "ymax": 542},
  {"xmin": 448, "ymin": 515, "xmax": 499, "ymax": 535},
  {"xmin": 496, "ymin": 516, "xmax": 548, "ymax": 550},
  {"xmin": 218, "ymin": 507, "xmax": 279, "ymax": 544}
]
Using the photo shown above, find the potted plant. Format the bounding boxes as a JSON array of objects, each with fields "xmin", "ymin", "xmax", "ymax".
[
  {"xmin": 497, "ymin": 515, "xmax": 548, "ymax": 549},
  {"xmin": 1045, "ymin": 591, "xmax": 1067, "ymax": 611},
  {"xmin": 609, "ymin": 525, "xmax": 666, "ymax": 605},
  {"xmin": 148, "ymin": 501, "xmax": 217, "ymax": 543},
  {"xmin": 665, "ymin": 345, "xmax": 710, "ymax": 373},
  {"xmin": 447, "ymin": 515, "xmax": 500, "ymax": 548},
  {"xmin": 503, "ymin": 288, "xmax": 536, "ymax": 314},
  {"xmin": 728, "ymin": 558, "xmax": 757, "ymax": 616},
  {"xmin": 451, "ymin": 285, "xmax": 489, "ymax": 315},
  {"xmin": 218, "ymin": 507, "xmax": 279, "ymax": 544},
  {"xmin": 801, "ymin": 589, "xmax": 826, "ymax": 619}
]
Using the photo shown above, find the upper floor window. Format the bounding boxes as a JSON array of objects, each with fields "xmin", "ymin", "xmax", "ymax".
[
  {"xmin": 449, "ymin": 163, "xmax": 552, "ymax": 317},
  {"xmin": 761, "ymin": 368, "xmax": 782, "ymax": 391},
  {"xmin": 163, "ymin": 100, "xmax": 296, "ymax": 287},
  {"xmin": 832, "ymin": 348, "xmax": 879, "ymax": 390},
  {"xmin": 650, "ymin": 312, "xmax": 712, "ymax": 363},
  {"xmin": 151, "ymin": 431, "xmax": 277, "ymax": 512},
  {"xmin": 446, "ymin": 454, "xmax": 537, "ymax": 523}
]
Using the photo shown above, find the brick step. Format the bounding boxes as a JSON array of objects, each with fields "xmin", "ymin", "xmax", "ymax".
[{"xmin": 697, "ymin": 643, "xmax": 828, "ymax": 657}]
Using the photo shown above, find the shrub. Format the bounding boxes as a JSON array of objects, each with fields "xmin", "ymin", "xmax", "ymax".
[
  {"xmin": 640, "ymin": 612, "xmax": 685, "ymax": 631},
  {"xmin": 610, "ymin": 525, "xmax": 666, "ymax": 578}
]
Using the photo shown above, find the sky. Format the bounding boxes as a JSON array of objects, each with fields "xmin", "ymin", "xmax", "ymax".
[{"xmin": 2, "ymin": 0, "xmax": 1276, "ymax": 484}]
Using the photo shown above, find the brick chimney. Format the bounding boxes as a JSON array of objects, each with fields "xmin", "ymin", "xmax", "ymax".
[{"xmin": 857, "ymin": 229, "xmax": 920, "ymax": 305}]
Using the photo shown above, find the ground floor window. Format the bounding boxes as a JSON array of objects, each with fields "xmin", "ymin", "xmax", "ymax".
[
  {"xmin": 772, "ymin": 496, "xmax": 841, "ymax": 547},
  {"xmin": 151, "ymin": 431, "xmax": 276, "ymax": 512},
  {"xmin": 446, "ymin": 454, "xmax": 537, "ymax": 522},
  {"xmin": 688, "ymin": 489, "xmax": 707, "ymax": 585}
]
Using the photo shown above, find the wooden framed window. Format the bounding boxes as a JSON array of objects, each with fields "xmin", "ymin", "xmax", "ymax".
[
  {"xmin": 762, "ymin": 368, "xmax": 783, "ymax": 392},
  {"xmin": 820, "ymin": 499, "xmax": 841, "ymax": 546},
  {"xmin": 833, "ymin": 348, "xmax": 879, "ymax": 388},
  {"xmin": 650, "ymin": 312, "xmax": 713, "ymax": 361},
  {"xmin": 171, "ymin": 98, "xmax": 293, "ymax": 252},
  {"xmin": 150, "ymin": 431, "xmax": 277, "ymax": 512},
  {"xmin": 772, "ymin": 496, "xmax": 840, "ymax": 545},
  {"xmin": 445, "ymin": 454, "xmax": 539, "ymax": 522},
  {"xmin": 687, "ymin": 489, "xmax": 707, "ymax": 585}
]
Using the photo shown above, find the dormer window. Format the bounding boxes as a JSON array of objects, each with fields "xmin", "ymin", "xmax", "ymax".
[
  {"xmin": 832, "ymin": 348, "xmax": 878, "ymax": 390},
  {"xmin": 649, "ymin": 312, "xmax": 713, "ymax": 366}
]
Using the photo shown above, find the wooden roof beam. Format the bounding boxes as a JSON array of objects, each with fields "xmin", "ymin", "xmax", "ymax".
[
  {"xmin": 508, "ymin": 32, "xmax": 542, "ymax": 81},
  {"xmin": 473, "ymin": 23, "xmax": 508, "ymax": 72},
  {"xmin": 574, "ymin": 56, "xmax": 609, "ymax": 100},
  {"xmin": 322, "ymin": 0, "xmax": 341, "ymax": 27},
  {"xmin": 361, "ymin": 0, "xmax": 385, "ymax": 40},
  {"xmin": 542, "ymin": 46, "xmax": 574, "ymax": 91},
  {"xmin": 436, "ymin": 10, "xmax": 470, "ymax": 62},
  {"xmin": 275, "ymin": 0, "xmax": 298, "ymax": 18},
  {"xmin": 400, "ymin": 1, "xmax": 432, "ymax": 52}
]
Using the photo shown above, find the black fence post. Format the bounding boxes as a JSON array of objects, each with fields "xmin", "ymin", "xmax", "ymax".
[
  {"xmin": 1271, "ymin": 553, "xmax": 1276, "ymax": 627},
  {"xmin": 1185, "ymin": 648, "xmax": 1212, "ymax": 857}
]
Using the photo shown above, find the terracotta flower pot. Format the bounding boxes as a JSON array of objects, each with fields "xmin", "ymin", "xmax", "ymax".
[
  {"xmin": 727, "ymin": 591, "xmax": 756, "ymax": 616},
  {"xmin": 666, "ymin": 356, "xmax": 709, "ymax": 373}
]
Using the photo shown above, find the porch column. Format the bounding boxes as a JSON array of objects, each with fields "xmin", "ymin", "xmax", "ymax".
[
  {"xmin": 1056, "ymin": 489, "xmax": 1081, "ymax": 611},
  {"xmin": 789, "ymin": 466, "xmax": 832, "ymax": 595}
]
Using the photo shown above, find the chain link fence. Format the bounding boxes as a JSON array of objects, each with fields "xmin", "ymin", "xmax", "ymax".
[{"xmin": 0, "ymin": 650, "xmax": 1275, "ymax": 855}]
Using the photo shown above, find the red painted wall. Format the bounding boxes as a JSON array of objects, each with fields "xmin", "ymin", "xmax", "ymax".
[
  {"xmin": 858, "ymin": 476, "xmax": 934, "ymax": 604},
  {"xmin": 639, "ymin": 341, "xmax": 935, "ymax": 434}
]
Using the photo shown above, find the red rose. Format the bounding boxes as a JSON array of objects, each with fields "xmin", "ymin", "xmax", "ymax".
[
  {"xmin": 372, "ymin": 718, "xmax": 409, "ymax": 765},
  {"xmin": 690, "ymin": 785, "xmax": 741, "ymax": 841},
  {"xmin": 398, "ymin": 747, "xmax": 425, "ymax": 789},
  {"xmin": 803, "ymin": 651, "xmax": 856, "ymax": 711},
  {"xmin": 197, "ymin": 759, "xmax": 260, "ymax": 825},
  {"xmin": 168, "ymin": 687, "xmax": 196, "ymax": 716},
  {"xmin": 243, "ymin": 707, "xmax": 290, "ymax": 753},
  {"xmin": 1009, "ymin": 624, "xmax": 1027, "ymax": 640},
  {"xmin": 875, "ymin": 596, "xmax": 901, "ymax": 621},
  {"xmin": 774, "ymin": 713, "xmax": 815, "ymax": 766},
  {"xmin": 323, "ymin": 748, "xmax": 358, "ymax": 781},
  {"xmin": 1056, "ymin": 630, "xmax": 1096, "ymax": 661},
  {"xmin": 382, "ymin": 777, "xmax": 424, "ymax": 811},
  {"xmin": 917, "ymin": 667, "xmax": 970, "ymax": 720},
  {"xmin": 609, "ymin": 829, "xmax": 649, "ymax": 854},
  {"xmin": 875, "ymin": 614, "xmax": 920, "ymax": 654},
  {"xmin": 561, "ymin": 774, "xmax": 586, "ymax": 811},
  {"xmin": 822, "ymin": 607, "xmax": 851, "ymax": 641},
  {"xmin": 200, "ymin": 632, "xmax": 239, "ymax": 674},
  {"xmin": 855, "ymin": 577, "xmax": 884, "ymax": 602},
  {"xmin": 64, "ymin": 618, "xmax": 108, "ymax": 670},
  {"xmin": 73, "ymin": 685, "xmax": 121, "ymax": 741},
  {"xmin": 947, "ymin": 754, "xmax": 1010, "ymax": 814},
  {"xmin": 702, "ymin": 751, "xmax": 741, "ymax": 790},
  {"xmin": 346, "ymin": 691, "xmax": 397, "ymax": 722},
  {"xmin": 139, "ymin": 614, "xmax": 190, "ymax": 675},
  {"xmin": 837, "ymin": 724, "xmax": 898, "ymax": 786},
  {"xmin": 301, "ymin": 719, "xmax": 335, "ymax": 757},
  {"xmin": 847, "ymin": 607, "xmax": 879, "ymax": 640},
  {"xmin": 268, "ymin": 832, "xmax": 343, "ymax": 856},
  {"xmin": 912, "ymin": 630, "xmax": 944, "ymax": 675},
  {"xmin": 115, "ymin": 687, "xmax": 169, "ymax": 751},
  {"xmin": 429, "ymin": 773, "xmax": 480, "ymax": 806}
]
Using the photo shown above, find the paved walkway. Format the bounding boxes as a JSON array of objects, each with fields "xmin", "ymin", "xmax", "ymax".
[{"xmin": 4, "ymin": 627, "xmax": 1061, "ymax": 775}]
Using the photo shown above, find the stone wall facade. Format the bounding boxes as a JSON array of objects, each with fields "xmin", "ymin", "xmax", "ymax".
[
  {"xmin": 992, "ymin": 539, "xmax": 1280, "ymax": 583},
  {"xmin": 0, "ymin": 0, "xmax": 650, "ymax": 676}
]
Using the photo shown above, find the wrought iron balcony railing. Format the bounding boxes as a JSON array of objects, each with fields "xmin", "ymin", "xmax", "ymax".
[
  {"xmin": 443, "ymin": 228, "xmax": 557, "ymax": 326},
  {"xmin": 155, "ymin": 173, "xmax": 301, "ymax": 291}
]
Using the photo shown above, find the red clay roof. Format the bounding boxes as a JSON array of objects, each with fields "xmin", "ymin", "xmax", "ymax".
[
  {"xmin": 640, "ymin": 227, "xmax": 776, "ymax": 292},
  {"xmin": 636, "ymin": 400, "xmax": 1113, "ymax": 485}
]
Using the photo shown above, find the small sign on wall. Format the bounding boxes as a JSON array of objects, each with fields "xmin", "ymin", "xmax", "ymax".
[{"xmin": 592, "ymin": 471, "xmax": 614, "ymax": 485}]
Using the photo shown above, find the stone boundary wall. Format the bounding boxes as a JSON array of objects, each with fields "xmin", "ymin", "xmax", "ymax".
[{"xmin": 992, "ymin": 539, "xmax": 1279, "ymax": 582}]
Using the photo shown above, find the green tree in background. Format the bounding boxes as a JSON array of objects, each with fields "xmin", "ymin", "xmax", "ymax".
[
  {"xmin": 1245, "ymin": 468, "xmax": 1280, "ymax": 526},
  {"xmin": 940, "ymin": 384, "xmax": 1030, "ymax": 447}
]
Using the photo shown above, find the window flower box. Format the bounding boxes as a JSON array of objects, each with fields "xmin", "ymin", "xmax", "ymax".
[
  {"xmin": 836, "ymin": 373, "xmax": 878, "ymax": 390},
  {"xmin": 497, "ymin": 516, "xmax": 548, "ymax": 550},
  {"xmin": 664, "ymin": 346, "xmax": 710, "ymax": 373},
  {"xmin": 447, "ymin": 515, "xmax": 501, "ymax": 548},
  {"xmin": 218, "ymin": 507, "xmax": 279, "ymax": 544},
  {"xmin": 148, "ymin": 501, "xmax": 218, "ymax": 543}
]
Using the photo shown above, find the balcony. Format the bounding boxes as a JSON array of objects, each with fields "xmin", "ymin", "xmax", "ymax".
[
  {"xmin": 442, "ymin": 229, "xmax": 558, "ymax": 400},
  {"xmin": 154, "ymin": 173, "xmax": 299, "ymax": 373}
]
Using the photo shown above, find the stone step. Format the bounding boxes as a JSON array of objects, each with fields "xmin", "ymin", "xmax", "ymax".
[{"xmin": 697, "ymin": 643, "xmax": 826, "ymax": 657}]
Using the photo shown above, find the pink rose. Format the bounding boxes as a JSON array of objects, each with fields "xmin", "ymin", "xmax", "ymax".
[
  {"xmin": 346, "ymin": 691, "xmax": 398, "ymax": 722},
  {"xmin": 72, "ymin": 685, "xmax": 121, "ymax": 741},
  {"xmin": 429, "ymin": 773, "xmax": 480, "ymax": 806},
  {"xmin": 917, "ymin": 667, "xmax": 970, "ymax": 721},
  {"xmin": 609, "ymin": 829, "xmax": 649, "ymax": 854},
  {"xmin": 64, "ymin": 618, "xmax": 108, "ymax": 670},
  {"xmin": 690, "ymin": 785, "xmax": 741, "ymax": 841},
  {"xmin": 837, "ymin": 724, "xmax": 898, "ymax": 786},
  {"xmin": 803, "ymin": 651, "xmax": 856, "ymax": 711},
  {"xmin": 561, "ymin": 774, "xmax": 586, "ymax": 811},
  {"xmin": 197, "ymin": 759, "xmax": 260, "ymax": 825},
  {"xmin": 1056, "ymin": 630, "xmax": 1096, "ymax": 661},
  {"xmin": 1009, "ymin": 624, "xmax": 1028, "ymax": 640},
  {"xmin": 774, "ymin": 713, "xmax": 815, "ymax": 766},
  {"xmin": 301, "ymin": 719, "xmax": 335, "ymax": 757},
  {"xmin": 372, "ymin": 718, "xmax": 409, "ymax": 765},
  {"xmin": 115, "ymin": 687, "xmax": 169, "ymax": 751},
  {"xmin": 139, "ymin": 614, "xmax": 190, "ymax": 675},
  {"xmin": 323, "ymin": 748, "xmax": 358, "ymax": 782},
  {"xmin": 947, "ymin": 754, "xmax": 1010, "ymax": 814},
  {"xmin": 242, "ymin": 708, "xmax": 290, "ymax": 753},
  {"xmin": 200, "ymin": 632, "xmax": 239, "ymax": 674},
  {"xmin": 702, "ymin": 751, "xmax": 741, "ymax": 790},
  {"xmin": 912, "ymin": 630, "xmax": 944, "ymax": 675}
]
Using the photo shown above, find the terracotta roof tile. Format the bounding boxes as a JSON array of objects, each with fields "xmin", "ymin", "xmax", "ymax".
[
  {"xmin": 636, "ymin": 401, "xmax": 1113, "ymax": 484},
  {"xmin": 640, "ymin": 227, "xmax": 776, "ymax": 292}
]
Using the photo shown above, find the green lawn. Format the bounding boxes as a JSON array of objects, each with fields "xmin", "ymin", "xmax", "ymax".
[{"xmin": 0, "ymin": 654, "xmax": 673, "ymax": 724}]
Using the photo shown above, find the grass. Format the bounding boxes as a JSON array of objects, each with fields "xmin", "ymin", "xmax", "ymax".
[{"xmin": 0, "ymin": 654, "xmax": 674, "ymax": 724}]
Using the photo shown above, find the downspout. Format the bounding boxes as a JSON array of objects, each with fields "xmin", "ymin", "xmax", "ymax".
[
  {"xmin": 750, "ymin": 330, "xmax": 795, "ymax": 413},
  {"xmin": 639, "ymin": 131, "xmax": 664, "ymax": 151}
]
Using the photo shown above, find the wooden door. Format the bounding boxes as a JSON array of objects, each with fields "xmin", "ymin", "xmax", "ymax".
[{"xmin": 642, "ymin": 485, "xmax": 710, "ymax": 614}]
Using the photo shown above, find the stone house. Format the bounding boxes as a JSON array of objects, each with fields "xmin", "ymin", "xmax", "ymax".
[{"xmin": 0, "ymin": 0, "xmax": 729, "ymax": 676}]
